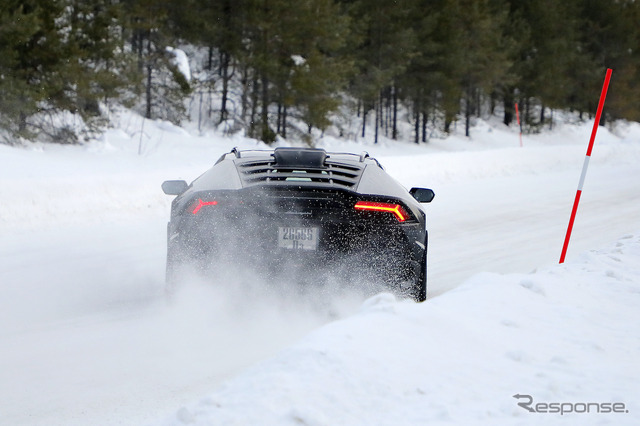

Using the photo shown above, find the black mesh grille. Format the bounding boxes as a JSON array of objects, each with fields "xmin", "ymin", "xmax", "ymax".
[{"xmin": 237, "ymin": 158, "xmax": 364, "ymax": 189}]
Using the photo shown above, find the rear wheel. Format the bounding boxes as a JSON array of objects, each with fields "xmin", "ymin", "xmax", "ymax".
[
  {"xmin": 413, "ymin": 248, "xmax": 427, "ymax": 302},
  {"xmin": 411, "ymin": 235, "xmax": 428, "ymax": 302}
]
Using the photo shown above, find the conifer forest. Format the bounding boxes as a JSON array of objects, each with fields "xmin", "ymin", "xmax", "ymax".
[{"xmin": 1, "ymin": 0, "xmax": 638, "ymax": 144}]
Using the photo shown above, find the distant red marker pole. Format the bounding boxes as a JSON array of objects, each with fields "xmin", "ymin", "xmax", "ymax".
[
  {"xmin": 515, "ymin": 102, "xmax": 523, "ymax": 147},
  {"xmin": 559, "ymin": 68, "xmax": 612, "ymax": 264}
]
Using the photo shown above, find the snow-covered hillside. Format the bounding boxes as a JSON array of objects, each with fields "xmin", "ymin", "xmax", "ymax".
[{"xmin": 0, "ymin": 113, "xmax": 639, "ymax": 425}]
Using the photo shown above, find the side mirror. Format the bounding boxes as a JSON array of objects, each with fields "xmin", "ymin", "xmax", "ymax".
[
  {"xmin": 410, "ymin": 187, "xmax": 435, "ymax": 203},
  {"xmin": 162, "ymin": 180, "xmax": 188, "ymax": 195}
]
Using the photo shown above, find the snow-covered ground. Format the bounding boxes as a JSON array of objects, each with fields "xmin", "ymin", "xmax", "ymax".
[
  {"xmin": 0, "ymin": 113, "xmax": 639, "ymax": 425},
  {"xmin": 160, "ymin": 235, "xmax": 640, "ymax": 426}
]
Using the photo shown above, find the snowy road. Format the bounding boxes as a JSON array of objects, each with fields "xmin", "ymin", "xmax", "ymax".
[
  {"xmin": 1, "ymin": 121, "xmax": 639, "ymax": 425},
  {"xmin": 428, "ymin": 163, "xmax": 640, "ymax": 295}
]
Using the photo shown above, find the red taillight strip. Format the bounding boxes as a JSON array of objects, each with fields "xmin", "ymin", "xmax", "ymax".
[
  {"xmin": 354, "ymin": 201, "xmax": 408, "ymax": 222},
  {"xmin": 191, "ymin": 198, "xmax": 218, "ymax": 214}
]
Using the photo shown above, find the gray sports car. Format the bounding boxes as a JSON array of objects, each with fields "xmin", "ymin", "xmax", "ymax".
[{"xmin": 162, "ymin": 147, "xmax": 434, "ymax": 301}]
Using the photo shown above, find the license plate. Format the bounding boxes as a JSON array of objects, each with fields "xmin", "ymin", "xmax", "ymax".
[{"xmin": 278, "ymin": 227, "xmax": 318, "ymax": 250}]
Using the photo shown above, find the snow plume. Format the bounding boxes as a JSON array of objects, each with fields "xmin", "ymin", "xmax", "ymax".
[{"xmin": 161, "ymin": 233, "xmax": 640, "ymax": 426}]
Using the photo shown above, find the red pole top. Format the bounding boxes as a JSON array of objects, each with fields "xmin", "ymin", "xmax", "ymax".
[{"xmin": 586, "ymin": 68, "xmax": 613, "ymax": 157}]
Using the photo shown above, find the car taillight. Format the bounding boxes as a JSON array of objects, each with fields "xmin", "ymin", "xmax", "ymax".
[
  {"xmin": 354, "ymin": 201, "xmax": 409, "ymax": 222},
  {"xmin": 190, "ymin": 198, "xmax": 218, "ymax": 214}
]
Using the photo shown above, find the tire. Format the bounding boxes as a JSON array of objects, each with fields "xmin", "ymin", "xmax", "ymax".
[
  {"xmin": 413, "ymin": 234, "xmax": 428, "ymax": 302},
  {"xmin": 390, "ymin": 255, "xmax": 425, "ymax": 302},
  {"xmin": 414, "ymin": 250, "xmax": 427, "ymax": 302}
]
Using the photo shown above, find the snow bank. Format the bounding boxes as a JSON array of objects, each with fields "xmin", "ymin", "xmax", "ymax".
[{"xmin": 161, "ymin": 233, "xmax": 640, "ymax": 426}]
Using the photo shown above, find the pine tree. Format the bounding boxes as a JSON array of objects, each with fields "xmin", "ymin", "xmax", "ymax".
[
  {"xmin": 64, "ymin": 0, "xmax": 136, "ymax": 130},
  {"xmin": 395, "ymin": 0, "xmax": 440, "ymax": 143},
  {"xmin": 285, "ymin": 0, "xmax": 353, "ymax": 139},
  {"xmin": 455, "ymin": 0, "xmax": 512, "ymax": 136},
  {"xmin": 0, "ymin": 0, "xmax": 137, "ymax": 142},
  {"xmin": 230, "ymin": 0, "xmax": 353, "ymax": 143},
  {"xmin": 344, "ymin": 0, "xmax": 418, "ymax": 143},
  {"xmin": 507, "ymin": 0, "xmax": 582, "ymax": 128},
  {"xmin": 123, "ymin": 0, "xmax": 191, "ymax": 124},
  {"xmin": 167, "ymin": 0, "xmax": 246, "ymax": 125},
  {"xmin": 0, "ymin": 1, "xmax": 43, "ymax": 140},
  {"xmin": 577, "ymin": 0, "xmax": 640, "ymax": 122}
]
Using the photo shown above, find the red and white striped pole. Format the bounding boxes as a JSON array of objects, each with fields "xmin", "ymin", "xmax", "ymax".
[
  {"xmin": 515, "ymin": 102, "xmax": 523, "ymax": 147},
  {"xmin": 559, "ymin": 68, "xmax": 612, "ymax": 264}
]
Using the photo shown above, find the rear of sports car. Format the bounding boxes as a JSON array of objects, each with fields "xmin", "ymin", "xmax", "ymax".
[{"xmin": 164, "ymin": 148, "xmax": 430, "ymax": 301}]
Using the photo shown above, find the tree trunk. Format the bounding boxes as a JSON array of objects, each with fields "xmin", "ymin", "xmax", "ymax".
[
  {"xmin": 198, "ymin": 91, "xmax": 203, "ymax": 132},
  {"xmin": 133, "ymin": 30, "xmax": 144, "ymax": 72},
  {"xmin": 361, "ymin": 107, "xmax": 367, "ymax": 138},
  {"xmin": 384, "ymin": 88, "xmax": 390, "ymax": 137},
  {"xmin": 444, "ymin": 109, "xmax": 454, "ymax": 134},
  {"xmin": 145, "ymin": 36, "xmax": 152, "ymax": 119},
  {"xmin": 282, "ymin": 105, "xmax": 287, "ymax": 138},
  {"xmin": 392, "ymin": 85, "xmax": 398, "ymax": 140},
  {"xmin": 240, "ymin": 65, "xmax": 249, "ymax": 124},
  {"xmin": 422, "ymin": 111, "xmax": 427, "ymax": 143},
  {"xmin": 261, "ymin": 72, "xmax": 270, "ymax": 142},
  {"xmin": 374, "ymin": 98, "xmax": 379, "ymax": 144},
  {"xmin": 219, "ymin": 51, "xmax": 230, "ymax": 124},
  {"xmin": 414, "ymin": 97, "xmax": 421, "ymax": 144},
  {"xmin": 465, "ymin": 96, "xmax": 471, "ymax": 137},
  {"xmin": 249, "ymin": 72, "xmax": 259, "ymax": 138},
  {"xmin": 503, "ymin": 91, "xmax": 513, "ymax": 126},
  {"xmin": 207, "ymin": 46, "xmax": 213, "ymax": 71}
]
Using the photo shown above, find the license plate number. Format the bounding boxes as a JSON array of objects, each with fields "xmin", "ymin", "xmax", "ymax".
[{"xmin": 278, "ymin": 227, "xmax": 318, "ymax": 250}]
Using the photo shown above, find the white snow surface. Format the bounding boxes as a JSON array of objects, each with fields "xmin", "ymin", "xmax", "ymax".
[
  {"xmin": 163, "ymin": 238, "xmax": 640, "ymax": 426},
  {"xmin": 1, "ymin": 112, "xmax": 639, "ymax": 425}
]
